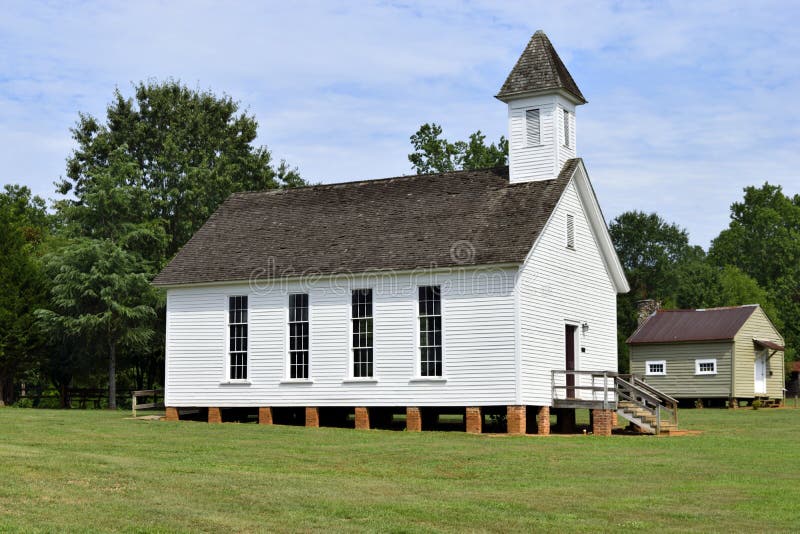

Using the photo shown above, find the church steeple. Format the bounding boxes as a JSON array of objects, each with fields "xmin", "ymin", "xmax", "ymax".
[{"xmin": 498, "ymin": 31, "xmax": 586, "ymax": 183}]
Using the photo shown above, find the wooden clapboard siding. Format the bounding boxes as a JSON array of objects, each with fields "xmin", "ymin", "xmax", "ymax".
[
  {"xmin": 517, "ymin": 176, "xmax": 618, "ymax": 406},
  {"xmin": 508, "ymin": 94, "xmax": 576, "ymax": 183},
  {"xmin": 732, "ymin": 306, "xmax": 785, "ymax": 399},
  {"xmin": 164, "ymin": 267, "xmax": 518, "ymax": 408},
  {"xmin": 629, "ymin": 342, "xmax": 733, "ymax": 398}
]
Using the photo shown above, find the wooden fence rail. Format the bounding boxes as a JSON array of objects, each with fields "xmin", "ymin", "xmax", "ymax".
[{"xmin": 132, "ymin": 390, "xmax": 165, "ymax": 417}]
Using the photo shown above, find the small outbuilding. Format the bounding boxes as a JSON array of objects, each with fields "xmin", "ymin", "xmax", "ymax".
[{"xmin": 627, "ymin": 304, "xmax": 785, "ymax": 406}]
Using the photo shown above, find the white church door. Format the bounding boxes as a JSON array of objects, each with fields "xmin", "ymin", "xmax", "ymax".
[{"xmin": 754, "ymin": 352, "xmax": 767, "ymax": 395}]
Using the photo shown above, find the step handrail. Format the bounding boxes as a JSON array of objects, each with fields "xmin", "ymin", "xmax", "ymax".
[
  {"xmin": 628, "ymin": 375, "xmax": 679, "ymax": 406},
  {"xmin": 615, "ymin": 376, "xmax": 678, "ymax": 428},
  {"xmin": 615, "ymin": 377, "xmax": 664, "ymax": 409}
]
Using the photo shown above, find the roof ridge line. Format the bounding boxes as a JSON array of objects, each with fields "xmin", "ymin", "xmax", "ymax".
[{"xmin": 231, "ymin": 165, "xmax": 510, "ymax": 196}]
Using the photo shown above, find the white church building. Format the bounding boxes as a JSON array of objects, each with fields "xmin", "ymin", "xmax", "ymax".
[{"xmin": 154, "ymin": 32, "xmax": 676, "ymax": 435}]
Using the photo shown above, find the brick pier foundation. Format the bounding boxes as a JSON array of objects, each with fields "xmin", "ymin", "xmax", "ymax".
[
  {"xmin": 507, "ymin": 405, "xmax": 526, "ymax": 434},
  {"xmin": 406, "ymin": 407, "xmax": 422, "ymax": 432},
  {"xmin": 537, "ymin": 406, "xmax": 550, "ymax": 435},
  {"xmin": 165, "ymin": 407, "xmax": 179, "ymax": 421},
  {"xmin": 592, "ymin": 409, "xmax": 614, "ymax": 436},
  {"xmin": 258, "ymin": 407, "xmax": 273, "ymax": 425},
  {"xmin": 355, "ymin": 407, "xmax": 370, "ymax": 430},
  {"xmin": 208, "ymin": 407, "xmax": 222, "ymax": 424},
  {"xmin": 465, "ymin": 407, "xmax": 482, "ymax": 434},
  {"xmin": 305, "ymin": 407, "xmax": 320, "ymax": 427}
]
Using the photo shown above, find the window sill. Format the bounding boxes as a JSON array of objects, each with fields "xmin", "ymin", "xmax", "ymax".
[
  {"xmin": 279, "ymin": 379, "xmax": 314, "ymax": 385},
  {"xmin": 342, "ymin": 378, "xmax": 378, "ymax": 384},
  {"xmin": 220, "ymin": 380, "xmax": 252, "ymax": 386},
  {"xmin": 695, "ymin": 373, "xmax": 717, "ymax": 376},
  {"xmin": 645, "ymin": 374, "xmax": 666, "ymax": 377},
  {"xmin": 409, "ymin": 377, "xmax": 447, "ymax": 383}
]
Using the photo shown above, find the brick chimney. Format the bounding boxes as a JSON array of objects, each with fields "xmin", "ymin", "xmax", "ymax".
[{"xmin": 636, "ymin": 299, "xmax": 660, "ymax": 326}]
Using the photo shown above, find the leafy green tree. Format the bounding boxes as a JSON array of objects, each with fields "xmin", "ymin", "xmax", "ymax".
[
  {"xmin": 709, "ymin": 183, "xmax": 800, "ymax": 361},
  {"xmin": 609, "ymin": 211, "xmax": 697, "ymax": 301},
  {"xmin": 59, "ymin": 80, "xmax": 305, "ymax": 262},
  {"xmin": 53, "ymin": 80, "xmax": 305, "ymax": 392},
  {"xmin": 0, "ymin": 186, "xmax": 49, "ymax": 404},
  {"xmin": 409, "ymin": 123, "xmax": 507, "ymax": 174},
  {"xmin": 36, "ymin": 239, "xmax": 158, "ymax": 409},
  {"xmin": 609, "ymin": 211, "xmax": 706, "ymax": 371},
  {"xmin": 709, "ymin": 183, "xmax": 800, "ymax": 286}
]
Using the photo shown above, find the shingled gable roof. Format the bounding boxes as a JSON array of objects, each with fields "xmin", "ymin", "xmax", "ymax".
[
  {"xmin": 496, "ymin": 30, "xmax": 586, "ymax": 104},
  {"xmin": 152, "ymin": 159, "xmax": 582, "ymax": 287},
  {"xmin": 627, "ymin": 305, "xmax": 759, "ymax": 345}
]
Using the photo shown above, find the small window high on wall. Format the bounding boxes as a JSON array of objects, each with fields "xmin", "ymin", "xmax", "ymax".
[
  {"xmin": 566, "ymin": 213, "xmax": 575, "ymax": 249},
  {"xmin": 526, "ymin": 109, "xmax": 540, "ymax": 146},
  {"xmin": 563, "ymin": 109, "xmax": 570, "ymax": 147}
]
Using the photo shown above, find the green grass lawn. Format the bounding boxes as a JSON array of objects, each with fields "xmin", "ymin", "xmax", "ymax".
[{"xmin": 0, "ymin": 407, "xmax": 798, "ymax": 533}]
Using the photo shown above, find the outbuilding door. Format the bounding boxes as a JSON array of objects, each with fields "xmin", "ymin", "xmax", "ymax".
[{"xmin": 754, "ymin": 352, "xmax": 767, "ymax": 395}]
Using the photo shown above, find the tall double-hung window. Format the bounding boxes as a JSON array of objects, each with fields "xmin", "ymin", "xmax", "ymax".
[
  {"xmin": 288, "ymin": 294, "xmax": 310, "ymax": 379},
  {"xmin": 351, "ymin": 289, "xmax": 374, "ymax": 378},
  {"xmin": 418, "ymin": 286, "xmax": 442, "ymax": 377},
  {"xmin": 228, "ymin": 296, "xmax": 248, "ymax": 380}
]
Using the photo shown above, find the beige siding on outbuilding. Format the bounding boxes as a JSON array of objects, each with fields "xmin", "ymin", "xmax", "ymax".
[
  {"xmin": 732, "ymin": 307, "xmax": 785, "ymax": 399},
  {"xmin": 630, "ymin": 342, "xmax": 733, "ymax": 399}
]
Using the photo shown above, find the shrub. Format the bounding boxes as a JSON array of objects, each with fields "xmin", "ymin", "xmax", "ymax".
[{"xmin": 13, "ymin": 398, "xmax": 33, "ymax": 408}]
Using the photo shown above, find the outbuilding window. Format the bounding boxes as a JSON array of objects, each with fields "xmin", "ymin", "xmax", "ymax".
[
  {"xmin": 695, "ymin": 359, "xmax": 717, "ymax": 375},
  {"xmin": 288, "ymin": 293, "xmax": 309, "ymax": 379},
  {"xmin": 646, "ymin": 360, "xmax": 666, "ymax": 376},
  {"xmin": 419, "ymin": 286, "xmax": 442, "ymax": 377},
  {"xmin": 352, "ymin": 289, "xmax": 374, "ymax": 378},
  {"xmin": 228, "ymin": 296, "xmax": 248, "ymax": 380}
]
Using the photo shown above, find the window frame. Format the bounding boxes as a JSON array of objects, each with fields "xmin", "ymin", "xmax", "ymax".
[
  {"xmin": 525, "ymin": 108, "xmax": 541, "ymax": 146},
  {"xmin": 415, "ymin": 285, "xmax": 444, "ymax": 379},
  {"xmin": 563, "ymin": 108, "xmax": 571, "ymax": 148},
  {"xmin": 349, "ymin": 288, "xmax": 375, "ymax": 380},
  {"xmin": 695, "ymin": 358, "xmax": 717, "ymax": 376},
  {"xmin": 287, "ymin": 293, "xmax": 310, "ymax": 381},
  {"xmin": 224, "ymin": 294, "xmax": 249, "ymax": 383},
  {"xmin": 645, "ymin": 360, "xmax": 666, "ymax": 376}
]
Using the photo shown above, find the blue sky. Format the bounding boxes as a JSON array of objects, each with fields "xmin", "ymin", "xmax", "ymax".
[{"xmin": 1, "ymin": 1, "xmax": 798, "ymax": 248}]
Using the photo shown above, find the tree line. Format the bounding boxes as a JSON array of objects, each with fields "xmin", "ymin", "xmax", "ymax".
[{"xmin": 0, "ymin": 92, "xmax": 796, "ymax": 407}]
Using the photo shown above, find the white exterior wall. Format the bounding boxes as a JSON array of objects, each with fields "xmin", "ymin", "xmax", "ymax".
[
  {"xmin": 516, "ymin": 179, "xmax": 618, "ymax": 406},
  {"xmin": 165, "ymin": 268, "xmax": 518, "ymax": 407},
  {"xmin": 508, "ymin": 94, "xmax": 577, "ymax": 183}
]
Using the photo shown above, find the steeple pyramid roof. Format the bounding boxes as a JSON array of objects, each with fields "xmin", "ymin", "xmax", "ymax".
[{"xmin": 496, "ymin": 30, "xmax": 586, "ymax": 104}]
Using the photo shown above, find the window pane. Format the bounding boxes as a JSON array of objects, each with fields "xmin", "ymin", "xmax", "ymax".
[
  {"xmin": 288, "ymin": 294, "xmax": 310, "ymax": 379},
  {"xmin": 351, "ymin": 290, "xmax": 373, "ymax": 377},
  {"xmin": 418, "ymin": 286, "xmax": 442, "ymax": 377},
  {"xmin": 228, "ymin": 296, "xmax": 248, "ymax": 379}
]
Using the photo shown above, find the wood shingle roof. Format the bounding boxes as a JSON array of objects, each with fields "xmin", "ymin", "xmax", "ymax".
[
  {"xmin": 496, "ymin": 30, "xmax": 586, "ymax": 104},
  {"xmin": 153, "ymin": 160, "xmax": 580, "ymax": 286}
]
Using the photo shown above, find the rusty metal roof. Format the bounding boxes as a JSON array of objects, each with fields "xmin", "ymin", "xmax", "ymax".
[{"xmin": 627, "ymin": 305, "xmax": 758, "ymax": 345}]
